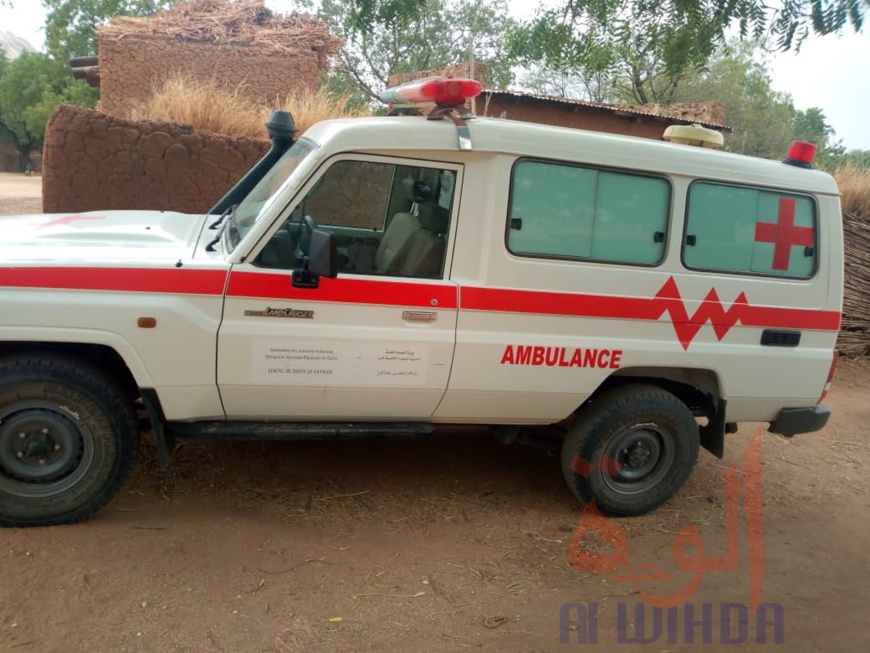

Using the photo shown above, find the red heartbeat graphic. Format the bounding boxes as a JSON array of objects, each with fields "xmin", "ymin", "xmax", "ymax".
[
  {"xmin": 460, "ymin": 279, "xmax": 839, "ymax": 350},
  {"xmin": 653, "ymin": 277, "xmax": 749, "ymax": 350},
  {"xmin": 37, "ymin": 214, "xmax": 106, "ymax": 230}
]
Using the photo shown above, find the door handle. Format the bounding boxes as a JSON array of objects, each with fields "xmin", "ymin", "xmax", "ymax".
[{"xmin": 402, "ymin": 311, "xmax": 437, "ymax": 322}]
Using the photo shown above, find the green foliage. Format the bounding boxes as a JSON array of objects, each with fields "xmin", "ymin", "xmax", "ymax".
[
  {"xmin": 792, "ymin": 107, "xmax": 846, "ymax": 168},
  {"xmin": 0, "ymin": 52, "xmax": 94, "ymax": 168},
  {"xmin": 319, "ymin": 0, "xmax": 516, "ymax": 100},
  {"xmin": 519, "ymin": 65, "xmax": 616, "ymax": 102},
  {"xmin": 42, "ymin": 0, "xmax": 175, "ymax": 60},
  {"xmin": 509, "ymin": 0, "xmax": 733, "ymax": 104},
  {"xmin": 837, "ymin": 149, "xmax": 870, "ymax": 169},
  {"xmin": 510, "ymin": 0, "xmax": 868, "ymax": 86},
  {"xmin": 770, "ymin": 0, "xmax": 868, "ymax": 50},
  {"xmin": 669, "ymin": 42, "xmax": 798, "ymax": 158}
]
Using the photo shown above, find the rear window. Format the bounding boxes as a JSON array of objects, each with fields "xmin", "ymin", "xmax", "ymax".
[
  {"xmin": 683, "ymin": 182, "xmax": 817, "ymax": 278},
  {"xmin": 507, "ymin": 159, "xmax": 671, "ymax": 266}
]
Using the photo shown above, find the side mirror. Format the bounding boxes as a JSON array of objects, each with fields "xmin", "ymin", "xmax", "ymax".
[
  {"xmin": 292, "ymin": 228, "xmax": 337, "ymax": 289},
  {"xmin": 308, "ymin": 228, "xmax": 338, "ymax": 279}
]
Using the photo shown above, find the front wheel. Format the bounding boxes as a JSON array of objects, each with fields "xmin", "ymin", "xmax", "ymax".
[
  {"xmin": 0, "ymin": 354, "xmax": 138, "ymax": 526},
  {"xmin": 561, "ymin": 384, "xmax": 699, "ymax": 516}
]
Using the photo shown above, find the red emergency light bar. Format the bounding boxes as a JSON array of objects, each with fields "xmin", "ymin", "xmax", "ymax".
[
  {"xmin": 784, "ymin": 140, "xmax": 817, "ymax": 168},
  {"xmin": 379, "ymin": 77, "xmax": 483, "ymax": 107}
]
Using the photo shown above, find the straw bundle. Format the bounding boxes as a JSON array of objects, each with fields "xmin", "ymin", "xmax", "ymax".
[{"xmin": 100, "ymin": 0, "xmax": 341, "ymax": 67}]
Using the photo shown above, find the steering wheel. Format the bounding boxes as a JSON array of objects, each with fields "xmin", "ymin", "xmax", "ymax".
[
  {"xmin": 303, "ymin": 214, "xmax": 318, "ymax": 236},
  {"xmin": 289, "ymin": 214, "xmax": 319, "ymax": 261}
]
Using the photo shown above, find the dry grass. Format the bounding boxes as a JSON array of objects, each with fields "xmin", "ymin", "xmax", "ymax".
[
  {"xmin": 133, "ymin": 75, "xmax": 371, "ymax": 139},
  {"xmin": 285, "ymin": 86, "xmax": 372, "ymax": 135},
  {"xmin": 835, "ymin": 163, "xmax": 870, "ymax": 219}
]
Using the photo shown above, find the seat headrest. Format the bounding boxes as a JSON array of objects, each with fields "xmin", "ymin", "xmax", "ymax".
[{"xmin": 417, "ymin": 203, "xmax": 449, "ymax": 234}]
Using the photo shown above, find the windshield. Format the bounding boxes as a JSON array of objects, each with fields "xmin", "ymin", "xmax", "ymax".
[{"xmin": 228, "ymin": 137, "xmax": 317, "ymax": 251}]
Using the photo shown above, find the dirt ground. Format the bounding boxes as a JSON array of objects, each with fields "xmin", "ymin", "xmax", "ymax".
[
  {"xmin": 0, "ymin": 172, "xmax": 42, "ymax": 215},
  {"xmin": 1, "ymin": 186, "xmax": 869, "ymax": 652}
]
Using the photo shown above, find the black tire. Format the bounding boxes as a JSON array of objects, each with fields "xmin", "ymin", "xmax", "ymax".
[
  {"xmin": 0, "ymin": 353, "xmax": 138, "ymax": 527},
  {"xmin": 561, "ymin": 384, "xmax": 699, "ymax": 516}
]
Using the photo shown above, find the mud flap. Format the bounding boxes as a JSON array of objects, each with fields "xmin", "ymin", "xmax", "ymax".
[{"xmin": 698, "ymin": 398, "xmax": 727, "ymax": 459}]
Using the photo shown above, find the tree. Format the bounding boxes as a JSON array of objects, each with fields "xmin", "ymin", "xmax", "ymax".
[
  {"xmin": 791, "ymin": 107, "xmax": 846, "ymax": 168},
  {"xmin": 509, "ymin": 0, "xmax": 868, "ymax": 86},
  {"xmin": 0, "ymin": 52, "xmax": 88, "ymax": 170},
  {"xmin": 42, "ymin": 0, "xmax": 175, "ymax": 60},
  {"xmin": 319, "ymin": 0, "xmax": 516, "ymax": 102},
  {"xmin": 666, "ymin": 42, "xmax": 797, "ymax": 159},
  {"xmin": 837, "ymin": 149, "xmax": 870, "ymax": 169},
  {"xmin": 519, "ymin": 65, "xmax": 616, "ymax": 103},
  {"xmin": 509, "ymin": 1, "xmax": 740, "ymax": 105}
]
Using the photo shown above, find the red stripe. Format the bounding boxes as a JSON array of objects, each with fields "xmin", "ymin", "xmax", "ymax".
[
  {"xmin": 226, "ymin": 271, "xmax": 458, "ymax": 309},
  {"xmin": 460, "ymin": 286, "xmax": 663, "ymax": 321},
  {"xmin": 461, "ymin": 280, "xmax": 840, "ymax": 350},
  {"xmin": 739, "ymin": 305, "xmax": 841, "ymax": 331},
  {"xmin": 0, "ymin": 267, "xmax": 227, "ymax": 295},
  {"xmin": 0, "ymin": 268, "xmax": 840, "ymax": 349}
]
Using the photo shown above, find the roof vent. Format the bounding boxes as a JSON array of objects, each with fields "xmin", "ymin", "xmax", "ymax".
[{"xmin": 663, "ymin": 123, "xmax": 724, "ymax": 149}]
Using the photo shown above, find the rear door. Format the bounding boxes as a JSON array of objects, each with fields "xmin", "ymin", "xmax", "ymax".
[{"xmin": 217, "ymin": 155, "xmax": 463, "ymax": 420}]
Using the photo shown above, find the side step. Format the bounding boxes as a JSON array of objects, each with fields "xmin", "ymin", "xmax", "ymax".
[{"xmin": 166, "ymin": 421, "xmax": 435, "ymax": 441}]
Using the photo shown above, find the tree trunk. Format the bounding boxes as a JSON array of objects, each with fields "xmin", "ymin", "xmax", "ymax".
[{"xmin": 17, "ymin": 147, "xmax": 32, "ymax": 173}]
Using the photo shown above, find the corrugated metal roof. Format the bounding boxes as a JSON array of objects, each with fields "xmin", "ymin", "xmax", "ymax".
[{"xmin": 480, "ymin": 89, "xmax": 732, "ymax": 132}]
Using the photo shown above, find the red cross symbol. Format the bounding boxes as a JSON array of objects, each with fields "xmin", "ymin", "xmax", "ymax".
[
  {"xmin": 37, "ymin": 214, "xmax": 106, "ymax": 230},
  {"xmin": 753, "ymin": 198, "xmax": 814, "ymax": 271}
]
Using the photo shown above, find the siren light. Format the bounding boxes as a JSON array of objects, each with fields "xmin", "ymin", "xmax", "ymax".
[
  {"xmin": 784, "ymin": 141, "xmax": 817, "ymax": 168},
  {"xmin": 379, "ymin": 77, "xmax": 483, "ymax": 107}
]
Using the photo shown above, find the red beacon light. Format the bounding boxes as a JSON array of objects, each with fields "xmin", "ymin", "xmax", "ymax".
[
  {"xmin": 784, "ymin": 140, "xmax": 817, "ymax": 168},
  {"xmin": 379, "ymin": 77, "xmax": 483, "ymax": 107}
]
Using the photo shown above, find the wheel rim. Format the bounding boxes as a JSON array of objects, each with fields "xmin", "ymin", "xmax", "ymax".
[
  {"xmin": 600, "ymin": 425, "xmax": 674, "ymax": 496},
  {"xmin": 0, "ymin": 400, "xmax": 95, "ymax": 498}
]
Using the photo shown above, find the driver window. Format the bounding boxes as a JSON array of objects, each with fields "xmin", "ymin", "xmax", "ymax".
[{"xmin": 255, "ymin": 160, "xmax": 456, "ymax": 279}]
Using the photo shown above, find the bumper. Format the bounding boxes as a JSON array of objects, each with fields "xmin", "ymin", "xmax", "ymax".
[{"xmin": 768, "ymin": 405, "xmax": 831, "ymax": 437}]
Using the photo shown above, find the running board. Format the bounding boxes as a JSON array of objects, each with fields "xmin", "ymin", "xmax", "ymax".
[{"xmin": 166, "ymin": 421, "xmax": 434, "ymax": 441}]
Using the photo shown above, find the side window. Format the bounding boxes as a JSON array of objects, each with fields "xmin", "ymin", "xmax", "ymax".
[
  {"xmin": 255, "ymin": 160, "xmax": 456, "ymax": 279},
  {"xmin": 684, "ymin": 182, "xmax": 816, "ymax": 278},
  {"xmin": 305, "ymin": 160, "xmax": 394, "ymax": 229},
  {"xmin": 507, "ymin": 160, "xmax": 670, "ymax": 265}
]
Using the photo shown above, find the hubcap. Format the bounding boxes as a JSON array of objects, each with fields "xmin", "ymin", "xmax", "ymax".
[
  {"xmin": 0, "ymin": 401, "xmax": 94, "ymax": 498},
  {"xmin": 601, "ymin": 426, "xmax": 674, "ymax": 496}
]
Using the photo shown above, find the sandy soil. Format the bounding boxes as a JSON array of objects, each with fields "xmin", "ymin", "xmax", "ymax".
[
  {"xmin": 0, "ymin": 190, "xmax": 868, "ymax": 652},
  {"xmin": 0, "ymin": 172, "xmax": 42, "ymax": 215}
]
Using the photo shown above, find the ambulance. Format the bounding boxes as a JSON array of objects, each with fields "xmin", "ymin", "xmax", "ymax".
[{"xmin": 0, "ymin": 78, "xmax": 842, "ymax": 526}]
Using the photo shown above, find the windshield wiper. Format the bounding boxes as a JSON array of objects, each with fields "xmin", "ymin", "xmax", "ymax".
[
  {"xmin": 205, "ymin": 205, "xmax": 236, "ymax": 252},
  {"xmin": 208, "ymin": 203, "xmax": 237, "ymax": 229}
]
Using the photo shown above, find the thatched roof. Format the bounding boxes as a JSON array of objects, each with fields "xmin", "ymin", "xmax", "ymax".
[{"xmin": 99, "ymin": 0, "xmax": 340, "ymax": 67}]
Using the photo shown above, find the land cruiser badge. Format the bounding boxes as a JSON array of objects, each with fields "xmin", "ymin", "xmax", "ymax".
[{"xmin": 244, "ymin": 307, "xmax": 314, "ymax": 319}]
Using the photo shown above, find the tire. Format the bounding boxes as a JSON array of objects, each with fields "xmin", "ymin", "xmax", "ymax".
[
  {"xmin": 561, "ymin": 384, "xmax": 699, "ymax": 516},
  {"xmin": 0, "ymin": 353, "xmax": 138, "ymax": 527}
]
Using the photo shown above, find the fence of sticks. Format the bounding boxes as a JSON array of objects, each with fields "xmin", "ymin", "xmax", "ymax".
[{"xmin": 839, "ymin": 212, "xmax": 870, "ymax": 356}]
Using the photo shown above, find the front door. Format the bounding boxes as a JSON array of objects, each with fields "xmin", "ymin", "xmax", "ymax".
[{"xmin": 217, "ymin": 155, "xmax": 462, "ymax": 420}]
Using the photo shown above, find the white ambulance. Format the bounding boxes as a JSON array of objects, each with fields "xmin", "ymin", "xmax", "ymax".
[{"xmin": 0, "ymin": 78, "xmax": 842, "ymax": 526}]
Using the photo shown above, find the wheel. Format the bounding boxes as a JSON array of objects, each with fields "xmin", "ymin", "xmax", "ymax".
[
  {"xmin": 561, "ymin": 384, "xmax": 699, "ymax": 516},
  {"xmin": 0, "ymin": 354, "xmax": 138, "ymax": 526}
]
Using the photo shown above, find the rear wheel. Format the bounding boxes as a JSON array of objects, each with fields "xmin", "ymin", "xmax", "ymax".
[
  {"xmin": 561, "ymin": 384, "xmax": 699, "ymax": 516},
  {"xmin": 0, "ymin": 354, "xmax": 138, "ymax": 526}
]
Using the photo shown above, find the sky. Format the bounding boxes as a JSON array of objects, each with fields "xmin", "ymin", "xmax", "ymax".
[{"xmin": 2, "ymin": 0, "xmax": 869, "ymax": 149}]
